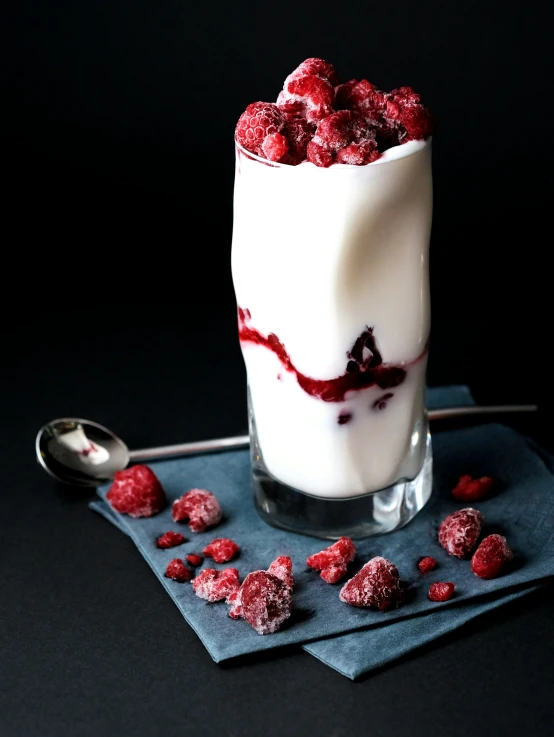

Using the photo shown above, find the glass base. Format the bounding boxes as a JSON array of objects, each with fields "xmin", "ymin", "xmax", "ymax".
[{"xmin": 251, "ymin": 430, "xmax": 433, "ymax": 540}]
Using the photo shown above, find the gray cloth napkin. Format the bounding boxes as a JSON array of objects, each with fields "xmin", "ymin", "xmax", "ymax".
[{"xmin": 90, "ymin": 386, "xmax": 554, "ymax": 678}]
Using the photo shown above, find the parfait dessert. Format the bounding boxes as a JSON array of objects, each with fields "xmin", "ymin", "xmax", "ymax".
[{"xmin": 231, "ymin": 58, "xmax": 434, "ymax": 538}]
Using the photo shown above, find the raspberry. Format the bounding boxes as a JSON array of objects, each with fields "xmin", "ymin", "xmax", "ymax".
[
  {"xmin": 235, "ymin": 102, "xmax": 287, "ymax": 160},
  {"xmin": 106, "ymin": 464, "xmax": 166, "ymax": 518},
  {"xmin": 277, "ymin": 58, "xmax": 337, "ymax": 123},
  {"xmin": 172, "ymin": 489, "xmax": 222, "ymax": 533},
  {"xmin": 306, "ymin": 536, "xmax": 356, "ymax": 584},
  {"xmin": 307, "ymin": 111, "xmax": 379, "ymax": 168},
  {"xmin": 471, "ymin": 534, "xmax": 513, "ymax": 580},
  {"xmin": 202, "ymin": 538, "xmax": 240, "ymax": 563},
  {"xmin": 164, "ymin": 559, "xmax": 193, "ymax": 583},
  {"xmin": 335, "ymin": 79, "xmax": 383, "ymax": 120},
  {"xmin": 227, "ymin": 570, "xmax": 292, "ymax": 635},
  {"xmin": 418, "ymin": 556, "xmax": 437, "ymax": 573},
  {"xmin": 339, "ymin": 556, "xmax": 402, "ymax": 610},
  {"xmin": 428, "ymin": 582, "xmax": 456, "ymax": 602},
  {"xmin": 192, "ymin": 568, "xmax": 240, "ymax": 602},
  {"xmin": 451, "ymin": 475, "xmax": 495, "ymax": 502},
  {"xmin": 398, "ymin": 103, "xmax": 434, "ymax": 141},
  {"xmin": 281, "ymin": 116, "xmax": 315, "ymax": 165},
  {"xmin": 267, "ymin": 556, "xmax": 294, "ymax": 589},
  {"xmin": 261, "ymin": 132, "xmax": 289, "ymax": 162},
  {"xmin": 438, "ymin": 507, "xmax": 484, "ymax": 558},
  {"xmin": 156, "ymin": 531, "xmax": 186, "ymax": 549},
  {"xmin": 185, "ymin": 554, "xmax": 203, "ymax": 566}
]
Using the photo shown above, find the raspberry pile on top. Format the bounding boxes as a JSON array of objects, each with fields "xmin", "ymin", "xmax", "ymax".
[{"xmin": 235, "ymin": 57, "xmax": 434, "ymax": 167}]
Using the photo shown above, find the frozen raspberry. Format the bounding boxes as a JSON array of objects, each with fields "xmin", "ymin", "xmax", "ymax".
[
  {"xmin": 106, "ymin": 464, "xmax": 166, "ymax": 518},
  {"xmin": 235, "ymin": 102, "xmax": 287, "ymax": 160},
  {"xmin": 335, "ymin": 79, "xmax": 384, "ymax": 121},
  {"xmin": 192, "ymin": 567, "xmax": 240, "ymax": 602},
  {"xmin": 306, "ymin": 536, "xmax": 356, "ymax": 584},
  {"xmin": 277, "ymin": 58, "xmax": 337, "ymax": 123},
  {"xmin": 438, "ymin": 508, "xmax": 484, "ymax": 558},
  {"xmin": 227, "ymin": 570, "xmax": 292, "ymax": 635},
  {"xmin": 471, "ymin": 534, "xmax": 513, "ymax": 580},
  {"xmin": 418, "ymin": 556, "xmax": 437, "ymax": 573},
  {"xmin": 428, "ymin": 582, "xmax": 456, "ymax": 602},
  {"xmin": 267, "ymin": 556, "xmax": 295, "ymax": 589},
  {"xmin": 164, "ymin": 558, "xmax": 193, "ymax": 583},
  {"xmin": 340, "ymin": 556, "xmax": 402, "ymax": 611},
  {"xmin": 185, "ymin": 554, "xmax": 203, "ymax": 566},
  {"xmin": 307, "ymin": 111, "xmax": 379, "ymax": 168},
  {"xmin": 294, "ymin": 57, "xmax": 339, "ymax": 85},
  {"xmin": 156, "ymin": 531, "xmax": 186, "ymax": 549},
  {"xmin": 281, "ymin": 116, "xmax": 315, "ymax": 165},
  {"xmin": 172, "ymin": 489, "xmax": 222, "ymax": 532},
  {"xmin": 260, "ymin": 132, "xmax": 289, "ymax": 162},
  {"xmin": 398, "ymin": 103, "xmax": 434, "ymax": 141},
  {"xmin": 202, "ymin": 538, "xmax": 240, "ymax": 563},
  {"xmin": 451, "ymin": 475, "xmax": 495, "ymax": 502}
]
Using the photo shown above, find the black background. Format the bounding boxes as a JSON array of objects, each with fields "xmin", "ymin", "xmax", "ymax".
[{"xmin": 4, "ymin": 2, "xmax": 553, "ymax": 735}]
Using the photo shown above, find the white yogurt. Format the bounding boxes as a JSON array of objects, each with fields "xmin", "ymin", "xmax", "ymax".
[{"xmin": 231, "ymin": 139, "xmax": 432, "ymax": 498}]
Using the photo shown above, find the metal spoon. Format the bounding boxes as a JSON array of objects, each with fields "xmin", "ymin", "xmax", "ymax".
[{"xmin": 36, "ymin": 404, "xmax": 538, "ymax": 488}]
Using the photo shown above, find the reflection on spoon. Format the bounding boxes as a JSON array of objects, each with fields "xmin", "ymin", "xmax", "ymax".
[{"xmin": 54, "ymin": 425, "xmax": 110, "ymax": 466}]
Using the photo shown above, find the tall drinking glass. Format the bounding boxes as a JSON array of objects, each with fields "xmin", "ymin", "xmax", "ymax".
[{"xmin": 231, "ymin": 138, "xmax": 433, "ymax": 539}]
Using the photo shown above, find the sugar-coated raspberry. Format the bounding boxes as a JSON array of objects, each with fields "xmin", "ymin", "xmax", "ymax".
[
  {"xmin": 156, "ymin": 531, "xmax": 186, "ymax": 549},
  {"xmin": 192, "ymin": 568, "xmax": 240, "ymax": 602},
  {"xmin": 164, "ymin": 558, "xmax": 193, "ymax": 583},
  {"xmin": 172, "ymin": 489, "xmax": 222, "ymax": 533},
  {"xmin": 418, "ymin": 556, "xmax": 437, "ymax": 573},
  {"xmin": 471, "ymin": 534, "xmax": 514, "ymax": 580},
  {"xmin": 452, "ymin": 475, "xmax": 495, "ymax": 502},
  {"xmin": 106, "ymin": 464, "xmax": 166, "ymax": 518},
  {"xmin": 339, "ymin": 556, "xmax": 402, "ymax": 610},
  {"xmin": 306, "ymin": 536, "xmax": 356, "ymax": 584},
  {"xmin": 307, "ymin": 111, "xmax": 379, "ymax": 167},
  {"xmin": 428, "ymin": 582, "xmax": 456, "ymax": 602},
  {"xmin": 267, "ymin": 556, "xmax": 295, "ymax": 589},
  {"xmin": 202, "ymin": 538, "xmax": 240, "ymax": 563},
  {"xmin": 438, "ymin": 507, "xmax": 484, "ymax": 558},
  {"xmin": 227, "ymin": 570, "xmax": 293, "ymax": 635},
  {"xmin": 185, "ymin": 554, "xmax": 203, "ymax": 566},
  {"xmin": 235, "ymin": 102, "xmax": 287, "ymax": 159}
]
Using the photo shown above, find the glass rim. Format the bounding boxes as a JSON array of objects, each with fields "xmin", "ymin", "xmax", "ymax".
[{"xmin": 234, "ymin": 136, "xmax": 431, "ymax": 170}]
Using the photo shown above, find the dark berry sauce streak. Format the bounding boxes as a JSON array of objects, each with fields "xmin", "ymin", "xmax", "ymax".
[{"xmin": 238, "ymin": 307, "xmax": 427, "ymax": 403}]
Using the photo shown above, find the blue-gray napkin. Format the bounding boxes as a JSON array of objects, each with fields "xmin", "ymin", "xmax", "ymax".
[{"xmin": 90, "ymin": 386, "xmax": 554, "ymax": 677}]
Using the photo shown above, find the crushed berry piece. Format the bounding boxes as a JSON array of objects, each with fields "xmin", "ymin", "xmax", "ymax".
[
  {"xmin": 172, "ymin": 489, "xmax": 222, "ymax": 532},
  {"xmin": 428, "ymin": 582, "xmax": 456, "ymax": 602},
  {"xmin": 202, "ymin": 538, "xmax": 240, "ymax": 563},
  {"xmin": 471, "ymin": 534, "xmax": 514, "ymax": 579},
  {"xmin": 267, "ymin": 556, "xmax": 295, "ymax": 589},
  {"xmin": 306, "ymin": 537, "xmax": 356, "ymax": 584},
  {"xmin": 192, "ymin": 568, "xmax": 240, "ymax": 602},
  {"xmin": 372, "ymin": 392, "xmax": 394, "ymax": 411},
  {"xmin": 321, "ymin": 564, "xmax": 348, "ymax": 584},
  {"xmin": 185, "ymin": 554, "xmax": 203, "ymax": 566},
  {"xmin": 452, "ymin": 475, "xmax": 495, "ymax": 502},
  {"xmin": 261, "ymin": 132, "xmax": 289, "ymax": 162},
  {"xmin": 438, "ymin": 507, "xmax": 484, "ymax": 558},
  {"xmin": 156, "ymin": 531, "xmax": 186, "ymax": 549},
  {"xmin": 164, "ymin": 559, "xmax": 193, "ymax": 582},
  {"xmin": 235, "ymin": 102, "xmax": 287, "ymax": 159},
  {"xmin": 337, "ymin": 411, "xmax": 352, "ymax": 425},
  {"xmin": 418, "ymin": 556, "xmax": 437, "ymax": 573},
  {"xmin": 340, "ymin": 556, "xmax": 403, "ymax": 610},
  {"xmin": 227, "ymin": 570, "xmax": 292, "ymax": 634},
  {"xmin": 106, "ymin": 464, "xmax": 166, "ymax": 518}
]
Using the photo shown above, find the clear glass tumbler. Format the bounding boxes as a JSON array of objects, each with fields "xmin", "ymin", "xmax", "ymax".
[{"xmin": 231, "ymin": 138, "xmax": 433, "ymax": 539}]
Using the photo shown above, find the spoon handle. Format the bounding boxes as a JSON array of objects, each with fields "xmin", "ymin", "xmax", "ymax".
[{"xmin": 128, "ymin": 403, "xmax": 538, "ymax": 463}]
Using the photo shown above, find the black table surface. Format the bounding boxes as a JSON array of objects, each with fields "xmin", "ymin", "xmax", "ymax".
[{"xmin": 2, "ymin": 305, "xmax": 553, "ymax": 737}]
